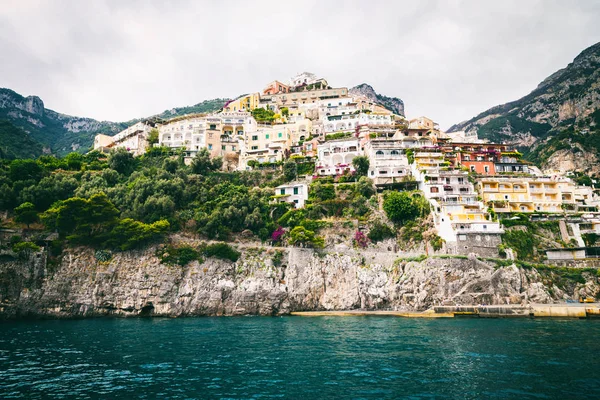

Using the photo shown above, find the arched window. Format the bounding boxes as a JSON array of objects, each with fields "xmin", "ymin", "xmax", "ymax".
[
  {"xmin": 376, "ymin": 150, "xmax": 384, "ymax": 157},
  {"xmin": 391, "ymin": 150, "xmax": 399, "ymax": 156}
]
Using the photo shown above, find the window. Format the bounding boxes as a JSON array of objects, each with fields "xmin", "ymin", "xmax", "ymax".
[
  {"xmin": 278, "ymin": 132, "xmax": 283, "ymax": 138},
  {"xmin": 222, "ymin": 145, "xmax": 226, "ymax": 150},
  {"xmin": 294, "ymin": 199, "xmax": 298, "ymax": 204},
  {"xmin": 266, "ymin": 134, "xmax": 269, "ymax": 139},
  {"xmin": 484, "ymin": 165, "xmax": 489, "ymax": 173},
  {"xmin": 430, "ymin": 187, "xmax": 439, "ymax": 193},
  {"xmin": 376, "ymin": 150, "xmax": 384, "ymax": 157},
  {"xmin": 232, "ymin": 146, "xmax": 236, "ymax": 151},
  {"xmin": 293, "ymin": 187, "xmax": 299, "ymax": 195},
  {"xmin": 252, "ymin": 135, "xmax": 258, "ymax": 141},
  {"xmin": 458, "ymin": 235, "xmax": 467, "ymax": 241},
  {"xmin": 208, "ymin": 144, "xmax": 213, "ymax": 150},
  {"xmin": 470, "ymin": 166, "xmax": 476, "ymax": 172},
  {"xmin": 210, "ymin": 124, "xmax": 216, "ymax": 130},
  {"xmin": 251, "ymin": 146, "xmax": 258, "ymax": 150}
]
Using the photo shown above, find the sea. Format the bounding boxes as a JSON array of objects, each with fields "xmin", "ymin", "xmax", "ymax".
[{"xmin": 1, "ymin": 316, "xmax": 599, "ymax": 399}]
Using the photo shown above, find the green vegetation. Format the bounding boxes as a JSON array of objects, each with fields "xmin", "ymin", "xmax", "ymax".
[
  {"xmin": 383, "ymin": 191, "xmax": 429, "ymax": 225},
  {"xmin": 367, "ymin": 221, "xmax": 396, "ymax": 242},
  {"xmin": 251, "ymin": 108, "xmax": 276, "ymax": 123},
  {"xmin": 202, "ymin": 242, "xmax": 241, "ymax": 262},
  {"xmin": 352, "ymin": 156, "xmax": 370, "ymax": 177}
]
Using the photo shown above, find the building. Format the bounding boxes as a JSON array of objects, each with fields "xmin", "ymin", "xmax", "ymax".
[
  {"xmin": 364, "ymin": 139, "xmax": 411, "ymax": 186},
  {"xmin": 223, "ymin": 93, "xmax": 260, "ymax": 112},
  {"xmin": 238, "ymin": 125, "xmax": 292, "ymax": 169},
  {"xmin": 478, "ymin": 176, "xmax": 580, "ymax": 213},
  {"xmin": 205, "ymin": 111, "xmax": 256, "ymax": 157},
  {"xmin": 274, "ymin": 183, "xmax": 308, "ymax": 208},
  {"xmin": 261, "ymin": 87, "xmax": 349, "ymax": 108},
  {"xmin": 323, "ymin": 112, "xmax": 393, "ymax": 134},
  {"xmin": 315, "ymin": 138, "xmax": 361, "ymax": 176},
  {"xmin": 290, "ymin": 72, "xmax": 319, "ymax": 88},
  {"xmin": 93, "ymin": 121, "xmax": 153, "ymax": 156},
  {"xmin": 263, "ymin": 80, "xmax": 290, "ymax": 95},
  {"xmin": 158, "ymin": 115, "xmax": 206, "ymax": 155}
]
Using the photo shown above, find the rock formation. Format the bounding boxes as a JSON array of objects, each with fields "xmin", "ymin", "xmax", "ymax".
[{"xmin": 1, "ymin": 245, "xmax": 597, "ymax": 319}]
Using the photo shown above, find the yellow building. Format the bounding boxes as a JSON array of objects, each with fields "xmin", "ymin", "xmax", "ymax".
[
  {"xmin": 223, "ymin": 93, "xmax": 261, "ymax": 112},
  {"xmin": 239, "ymin": 125, "xmax": 292, "ymax": 169},
  {"xmin": 478, "ymin": 177, "xmax": 577, "ymax": 213}
]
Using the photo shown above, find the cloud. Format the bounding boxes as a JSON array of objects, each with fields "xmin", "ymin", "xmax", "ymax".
[{"xmin": 0, "ymin": 0, "xmax": 599, "ymax": 129}]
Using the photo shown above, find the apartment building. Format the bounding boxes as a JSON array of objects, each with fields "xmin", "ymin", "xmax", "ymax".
[
  {"xmin": 238, "ymin": 125, "xmax": 291, "ymax": 169},
  {"xmin": 158, "ymin": 116, "xmax": 206, "ymax": 155},
  {"xmin": 323, "ymin": 112, "xmax": 393, "ymax": 134},
  {"xmin": 478, "ymin": 176, "xmax": 578, "ymax": 213},
  {"xmin": 204, "ymin": 112, "xmax": 256, "ymax": 157},
  {"xmin": 364, "ymin": 139, "xmax": 411, "ymax": 186},
  {"xmin": 315, "ymin": 138, "xmax": 361, "ymax": 176}
]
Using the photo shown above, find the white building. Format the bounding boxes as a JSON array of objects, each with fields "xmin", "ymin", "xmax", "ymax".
[
  {"xmin": 315, "ymin": 138, "xmax": 361, "ymax": 176},
  {"xmin": 290, "ymin": 72, "xmax": 318, "ymax": 87},
  {"xmin": 158, "ymin": 115, "xmax": 206, "ymax": 155},
  {"xmin": 364, "ymin": 139, "xmax": 411, "ymax": 185},
  {"xmin": 274, "ymin": 183, "xmax": 308, "ymax": 208},
  {"xmin": 323, "ymin": 113, "xmax": 393, "ymax": 134},
  {"xmin": 93, "ymin": 121, "xmax": 153, "ymax": 156}
]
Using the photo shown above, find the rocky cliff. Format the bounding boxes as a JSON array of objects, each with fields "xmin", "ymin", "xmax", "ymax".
[
  {"xmin": 1, "ymin": 244, "xmax": 597, "ymax": 319},
  {"xmin": 349, "ymin": 83, "xmax": 405, "ymax": 116},
  {"xmin": 448, "ymin": 41, "xmax": 600, "ymax": 174}
]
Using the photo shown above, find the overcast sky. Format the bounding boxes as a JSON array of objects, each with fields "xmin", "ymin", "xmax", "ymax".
[{"xmin": 1, "ymin": 0, "xmax": 599, "ymax": 130}]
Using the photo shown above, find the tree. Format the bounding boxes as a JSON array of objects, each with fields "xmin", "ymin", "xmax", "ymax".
[
  {"xmin": 64, "ymin": 152, "xmax": 84, "ymax": 171},
  {"xmin": 280, "ymin": 107, "xmax": 289, "ymax": 117},
  {"xmin": 9, "ymin": 159, "xmax": 44, "ymax": 182},
  {"xmin": 352, "ymin": 156, "xmax": 370, "ymax": 177},
  {"xmin": 162, "ymin": 158, "xmax": 179, "ymax": 173},
  {"xmin": 288, "ymin": 226, "xmax": 324, "ymax": 248},
  {"xmin": 147, "ymin": 128, "xmax": 159, "ymax": 146},
  {"xmin": 383, "ymin": 191, "xmax": 419, "ymax": 225},
  {"xmin": 191, "ymin": 148, "xmax": 221, "ymax": 175},
  {"xmin": 108, "ymin": 148, "xmax": 136, "ymax": 175},
  {"xmin": 283, "ymin": 159, "xmax": 297, "ymax": 181},
  {"xmin": 14, "ymin": 202, "xmax": 38, "ymax": 228},
  {"xmin": 356, "ymin": 176, "xmax": 375, "ymax": 198}
]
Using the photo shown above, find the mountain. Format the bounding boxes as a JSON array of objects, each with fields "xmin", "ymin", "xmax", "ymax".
[
  {"xmin": 448, "ymin": 42, "xmax": 600, "ymax": 174},
  {"xmin": 0, "ymin": 88, "xmax": 229, "ymax": 159},
  {"xmin": 349, "ymin": 83, "xmax": 405, "ymax": 116}
]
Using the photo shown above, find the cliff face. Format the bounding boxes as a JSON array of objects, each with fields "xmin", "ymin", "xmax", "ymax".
[
  {"xmin": 349, "ymin": 83, "xmax": 405, "ymax": 116},
  {"xmin": 448, "ymin": 42, "xmax": 600, "ymax": 173},
  {"xmin": 1, "ymin": 245, "xmax": 597, "ymax": 319}
]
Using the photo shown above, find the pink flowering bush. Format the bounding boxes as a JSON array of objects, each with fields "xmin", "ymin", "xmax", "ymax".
[
  {"xmin": 353, "ymin": 230, "xmax": 370, "ymax": 248},
  {"xmin": 271, "ymin": 226, "xmax": 285, "ymax": 243}
]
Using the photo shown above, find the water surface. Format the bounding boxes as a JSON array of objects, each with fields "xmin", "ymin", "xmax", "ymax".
[{"xmin": 1, "ymin": 317, "xmax": 599, "ymax": 399}]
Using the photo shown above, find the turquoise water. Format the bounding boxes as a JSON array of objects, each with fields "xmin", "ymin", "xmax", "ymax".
[{"xmin": 1, "ymin": 317, "xmax": 599, "ymax": 399}]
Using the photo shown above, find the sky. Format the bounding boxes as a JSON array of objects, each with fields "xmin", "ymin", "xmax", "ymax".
[{"xmin": 1, "ymin": 0, "xmax": 599, "ymax": 130}]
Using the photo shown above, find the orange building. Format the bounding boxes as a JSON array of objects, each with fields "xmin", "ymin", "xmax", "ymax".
[{"xmin": 263, "ymin": 80, "xmax": 290, "ymax": 95}]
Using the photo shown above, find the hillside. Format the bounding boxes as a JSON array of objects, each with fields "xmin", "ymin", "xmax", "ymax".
[
  {"xmin": 349, "ymin": 83, "xmax": 405, "ymax": 116},
  {"xmin": 448, "ymin": 42, "xmax": 600, "ymax": 174},
  {"xmin": 0, "ymin": 88, "xmax": 228, "ymax": 158}
]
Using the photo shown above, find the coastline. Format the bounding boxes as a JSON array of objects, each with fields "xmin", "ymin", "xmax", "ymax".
[{"xmin": 292, "ymin": 303, "xmax": 600, "ymax": 319}]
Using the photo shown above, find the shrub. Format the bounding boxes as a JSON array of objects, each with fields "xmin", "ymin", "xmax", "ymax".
[
  {"xmin": 367, "ymin": 221, "xmax": 396, "ymax": 242},
  {"xmin": 271, "ymin": 226, "xmax": 285, "ymax": 243},
  {"xmin": 12, "ymin": 241, "xmax": 40, "ymax": 259},
  {"xmin": 272, "ymin": 250, "xmax": 284, "ymax": 266},
  {"xmin": 288, "ymin": 226, "xmax": 324, "ymax": 248},
  {"xmin": 352, "ymin": 156, "xmax": 370, "ymax": 177},
  {"xmin": 203, "ymin": 242, "xmax": 241, "ymax": 262},
  {"xmin": 95, "ymin": 250, "xmax": 112, "ymax": 262},
  {"xmin": 159, "ymin": 245, "xmax": 201, "ymax": 266},
  {"xmin": 353, "ymin": 231, "xmax": 370, "ymax": 248}
]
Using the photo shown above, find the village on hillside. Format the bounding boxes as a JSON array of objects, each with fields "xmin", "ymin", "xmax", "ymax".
[{"xmin": 93, "ymin": 72, "xmax": 600, "ymax": 260}]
